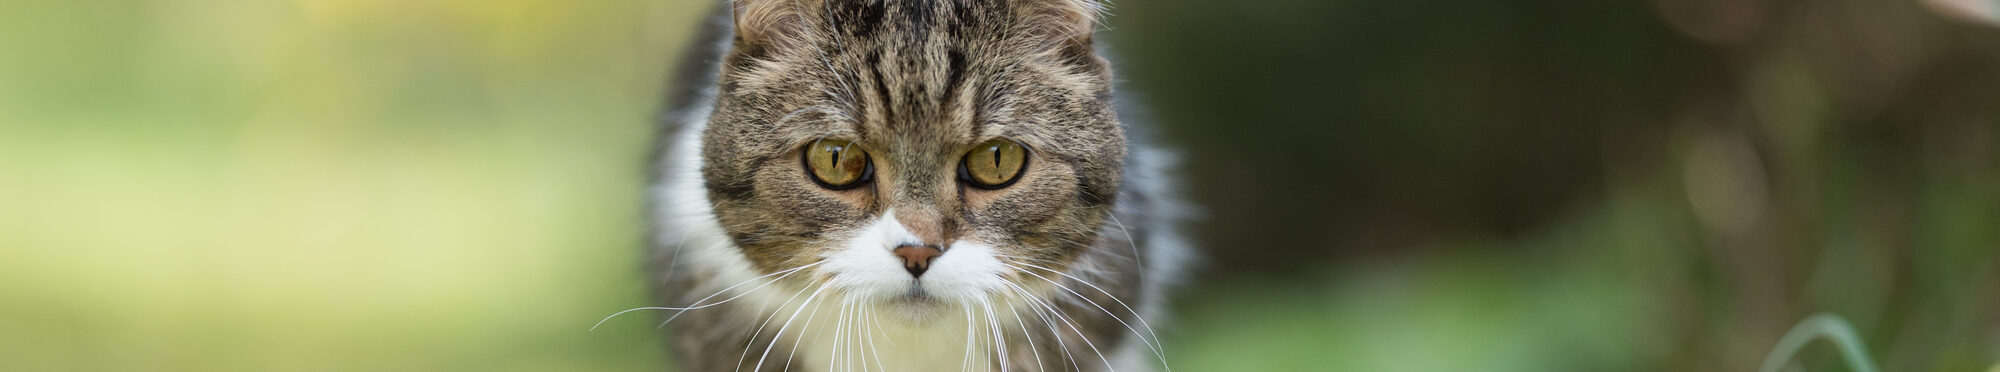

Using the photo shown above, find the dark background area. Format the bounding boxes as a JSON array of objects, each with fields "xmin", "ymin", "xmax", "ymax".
[
  {"xmin": 1114, "ymin": 0, "xmax": 1701, "ymax": 270},
  {"xmin": 1106, "ymin": 0, "xmax": 2000, "ymax": 370},
  {"xmin": 1116, "ymin": 0, "xmax": 1992, "ymax": 274}
]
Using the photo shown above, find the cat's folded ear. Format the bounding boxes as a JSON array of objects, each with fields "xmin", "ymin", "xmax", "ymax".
[
  {"xmin": 731, "ymin": 0, "xmax": 820, "ymax": 56},
  {"xmin": 1017, "ymin": 0, "xmax": 1102, "ymax": 42},
  {"xmin": 1014, "ymin": 0, "xmax": 1104, "ymax": 64}
]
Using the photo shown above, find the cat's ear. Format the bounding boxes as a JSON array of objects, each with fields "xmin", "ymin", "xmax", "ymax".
[
  {"xmin": 1016, "ymin": 0, "xmax": 1104, "ymax": 63},
  {"xmin": 731, "ymin": 0, "xmax": 818, "ymax": 54}
]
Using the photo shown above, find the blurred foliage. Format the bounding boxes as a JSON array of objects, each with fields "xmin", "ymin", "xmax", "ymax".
[
  {"xmin": 1115, "ymin": 0, "xmax": 2000, "ymax": 369},
  {"xmin": 2, "ymin": 0, "xmax": 1996, "ymax": 371},
  {"xmin": 1, "ymin": 0, "xmax": 699, "ymax": 369}
]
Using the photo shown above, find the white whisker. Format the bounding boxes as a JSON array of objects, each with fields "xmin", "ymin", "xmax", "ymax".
[
  {"xmin": 822, "ymin": 298, "xmax": 851, "ymax": 371},
  {"xmin": 592, "ymin": 261, "xmax": 823, "ymax": 331},
  {"xmin": 961, "ymin": 301, "xmax": 978, "ymax": 372},
  {"xmin": 1008, "ymin": 261, "xmax": 1169, "ymax": 368},
  {"xmin": 864, "ymin": 304, "xmax": 888, "ymax": 370},
  {"xmin": 979, "ymin": 296, "xmax": 1006, "ymax": 372},
  {"xmin": 1107, "ymin": 214, "xmax": 1145, "ymax": 282},
  {"xmin": 1018, "ymin": 281, "xmax": 1111, "ymax": 371},
  {"xmin": 1001, "ymin": 280, "xmax": 1078, "ymax": 371},
  {"xmin": 784, "ymin": 286, "xmax": 839, "ymax": 371},
  {"xmin": 755, "ymin": 281, "xmax": 835, "ymax": 372},
  {"xmin": 1038, "ymin": 296, "xmax": 1112, "ymax": 372},
  {"xmin": 739, "ymin": 281, "xmax": 822, "ymax": 372},
  {"xmin": 863, "ymin": 303, "xmax": 889, "ymax": 372},
  {"xmin": 1005, "ymin": 290, "xmax": 1048, "ymax": 372}
]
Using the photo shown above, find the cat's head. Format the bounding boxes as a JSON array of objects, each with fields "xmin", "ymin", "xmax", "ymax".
[{"xmin": 699, "ymin": 0, "xmax": 1123, "ymax": 320}]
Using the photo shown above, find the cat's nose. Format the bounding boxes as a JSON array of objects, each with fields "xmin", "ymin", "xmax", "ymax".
[{"xmin": 892, "ymin": 244, "xmax": 943, "ymax": 278}]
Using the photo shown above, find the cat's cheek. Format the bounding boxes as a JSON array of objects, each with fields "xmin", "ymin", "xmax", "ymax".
[{"xmin": 962, "ymin": 159, "xmax": 1073, "ymax": 217}]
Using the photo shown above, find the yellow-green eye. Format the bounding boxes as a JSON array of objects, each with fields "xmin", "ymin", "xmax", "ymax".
[
  {"xmin": 803, "ymin": 138, "xmax": 871, "ymax": 189},
  {"xmin": 960, "ymin": 138, "xmax": 1028, "ymax": 189}
]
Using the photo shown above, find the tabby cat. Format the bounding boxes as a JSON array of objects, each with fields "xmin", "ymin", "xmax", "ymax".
[{"xmin": 640, "ymin": 0, "xmax": 1188, "ymax": 370}]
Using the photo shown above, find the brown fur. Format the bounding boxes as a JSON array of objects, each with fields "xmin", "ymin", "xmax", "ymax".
[
  {"xmin": 650, "ymin": 1, "xmax": 1175, "ymax": 370},
  {"xmin": 702, "ymin": 0, "xmax": 1121, "ymax": 283}
]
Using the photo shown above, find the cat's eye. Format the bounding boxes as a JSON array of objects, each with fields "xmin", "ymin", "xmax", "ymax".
[
  {"xmin": 803, "ymin": 138, "xmax": 871, "ymax": 189},
  {"xmin": 960, "ymin": 138, "xmax": 1028, "ymax": 189}
]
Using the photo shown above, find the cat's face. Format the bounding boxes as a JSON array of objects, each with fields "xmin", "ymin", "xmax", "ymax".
[{"xmin": 699, "ymin": 0, "xmax": 1122, "ymax": 319}]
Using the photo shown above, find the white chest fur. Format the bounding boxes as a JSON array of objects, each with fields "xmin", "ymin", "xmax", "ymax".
[{"xmin": 789, "ymin": 305, "xmax": 1002, "ymax": 372}]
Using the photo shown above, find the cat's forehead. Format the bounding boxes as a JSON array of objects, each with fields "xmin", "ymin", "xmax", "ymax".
[
  {"xmin": 710, "ymin": 0, "xmax": 1117, "ymax": 161},
  {"xmin": 810, "ymin": 2, "xmax": 1053, "ymax": 147},
  {"xmin": 823, "ymin": 0, "xmax": 1013, "ymax": 41}
]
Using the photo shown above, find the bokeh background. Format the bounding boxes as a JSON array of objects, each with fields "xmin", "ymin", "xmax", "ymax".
[{"xmin": 3, "ymin": 0, "xmax": 1996, "ymax": 370}]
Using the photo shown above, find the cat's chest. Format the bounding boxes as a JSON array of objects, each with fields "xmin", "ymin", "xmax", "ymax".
[{"xmin": 784, "ymin": 306, "xmax": 996, "ymax": 372}]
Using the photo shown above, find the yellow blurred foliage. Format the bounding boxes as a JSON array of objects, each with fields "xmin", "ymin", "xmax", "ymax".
[{"xmin": 1, "ymin": 0, "xmax": 710, "ymax": 370}]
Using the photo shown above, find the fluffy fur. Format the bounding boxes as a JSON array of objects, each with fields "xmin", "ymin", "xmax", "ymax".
[{"xmin": 641, "ymin": 1, "xmax": 1189, "ymax": 370}]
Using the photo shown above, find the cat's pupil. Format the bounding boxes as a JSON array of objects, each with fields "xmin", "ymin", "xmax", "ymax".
[{"xmin": 964, "ymin": 139, "xmax": 1027, "ymax": 188}]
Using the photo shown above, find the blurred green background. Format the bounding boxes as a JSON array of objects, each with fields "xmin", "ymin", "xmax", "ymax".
[{"xmin": 2, "ymin": 0, "xmax": 1995, "ymax": 370}]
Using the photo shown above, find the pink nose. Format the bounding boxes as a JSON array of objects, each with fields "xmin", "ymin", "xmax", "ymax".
[{"xmin": 892, "ymin": 244, "xmax": 943, "ymax": 278}]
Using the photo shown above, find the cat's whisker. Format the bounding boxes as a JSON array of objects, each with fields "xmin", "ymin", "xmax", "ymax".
[
  {"xmin": 981, "ymin": 298, "xmax": 995, "ymax": 372},
  {"xmin": 836, "ymin": 299, "xmax": 852, "ymax": 371},
  {"xmin": 1000, "ymin": 282, "xmax": 1064, "ymax": 370},
  {"xmin": 846, "ymin": 300, "xmax": 862, "ymax": 372},
  {"xmin": 834, "ymin": 299, "xmax": 848, "ymax": 372},
  {"xmin": 755, "ymin": 280, "xmax": 835, "ymax": 372},
  {"xmin": 591, "ymin": 260, "xmax": 822, "ymax": 331},
  {"xmin": 969, "ymin": 300, "xmax": 984, "ymax": 372},
  {"xmin": 1001, "ymin": 280, "xmax": 1079, "ymax": 371},
  {"xmin": 1008, "ymin": 260, "xmax": 1167, "ymax": 352},
  {"xmin": 811, "ymin": 298, "xmax": 841, "ymax": 372},
  {"xmin": 739, "ymin": 280, "xmax": 823, "ymax": 372},
  {"xmin": 977, "ymin": 298, "xmax": 994, "ymax": 372},
  {"xmin": 960, "ymin": 300, "xmax": 977, "ymax": 372},
  {"xmin": 1012, "ymin": 280, "xmax": 1112, "ymax": 372},
  {"xmin": 821, "ymin": 297, "xmax": 851, "ymax": 371},
  {"xmin": 872, "ymin": 306, "xmax": 900, "ymax": 349},
  {"xmin": 1001, "ymin": 289, "xmax": 1048, "ymax": 372},
  {"xmin": 985, "ymin": 296, "xmax": 1009, "ymax": 372},
  {"xmin": 992, "ymin": 251, "xmax": 1161, "ymax": 369},
  {"xmin": 863, "ymin": 305, "xmax": 887, "ymax": 372},
  {"xmin": 1106, "ymin": 214, "xmax": 1146, "ymax": 280},
  {"xmin": 656, "ymin": 260, "xmax": 825, "ymax": 330},
  {"xmin": 1051, "ymin": 235, "xmax": 1144, "ymax": 265},
  {"xmin": 845, "ymin": 303, "xmax": 859, "ymax": 372},
  {"xmin": 845, "ymin": 298, "xmax": 862, "ymax": 372},
  {"xmin": 785, "ymin": 287, "xmax": 843, "ymax": 371},
  {"xmin": 1005, "ymin": 262, "xmax": 1170, "ymax": 369},
  {"xmin": 992, "ymin": 253, "xmax": 1112, "ymax": 277}
]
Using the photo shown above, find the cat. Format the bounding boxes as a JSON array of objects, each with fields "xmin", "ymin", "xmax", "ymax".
[{"xmin": 641, "ymin": 1, "xmax": 1188, "ymax": 370}]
